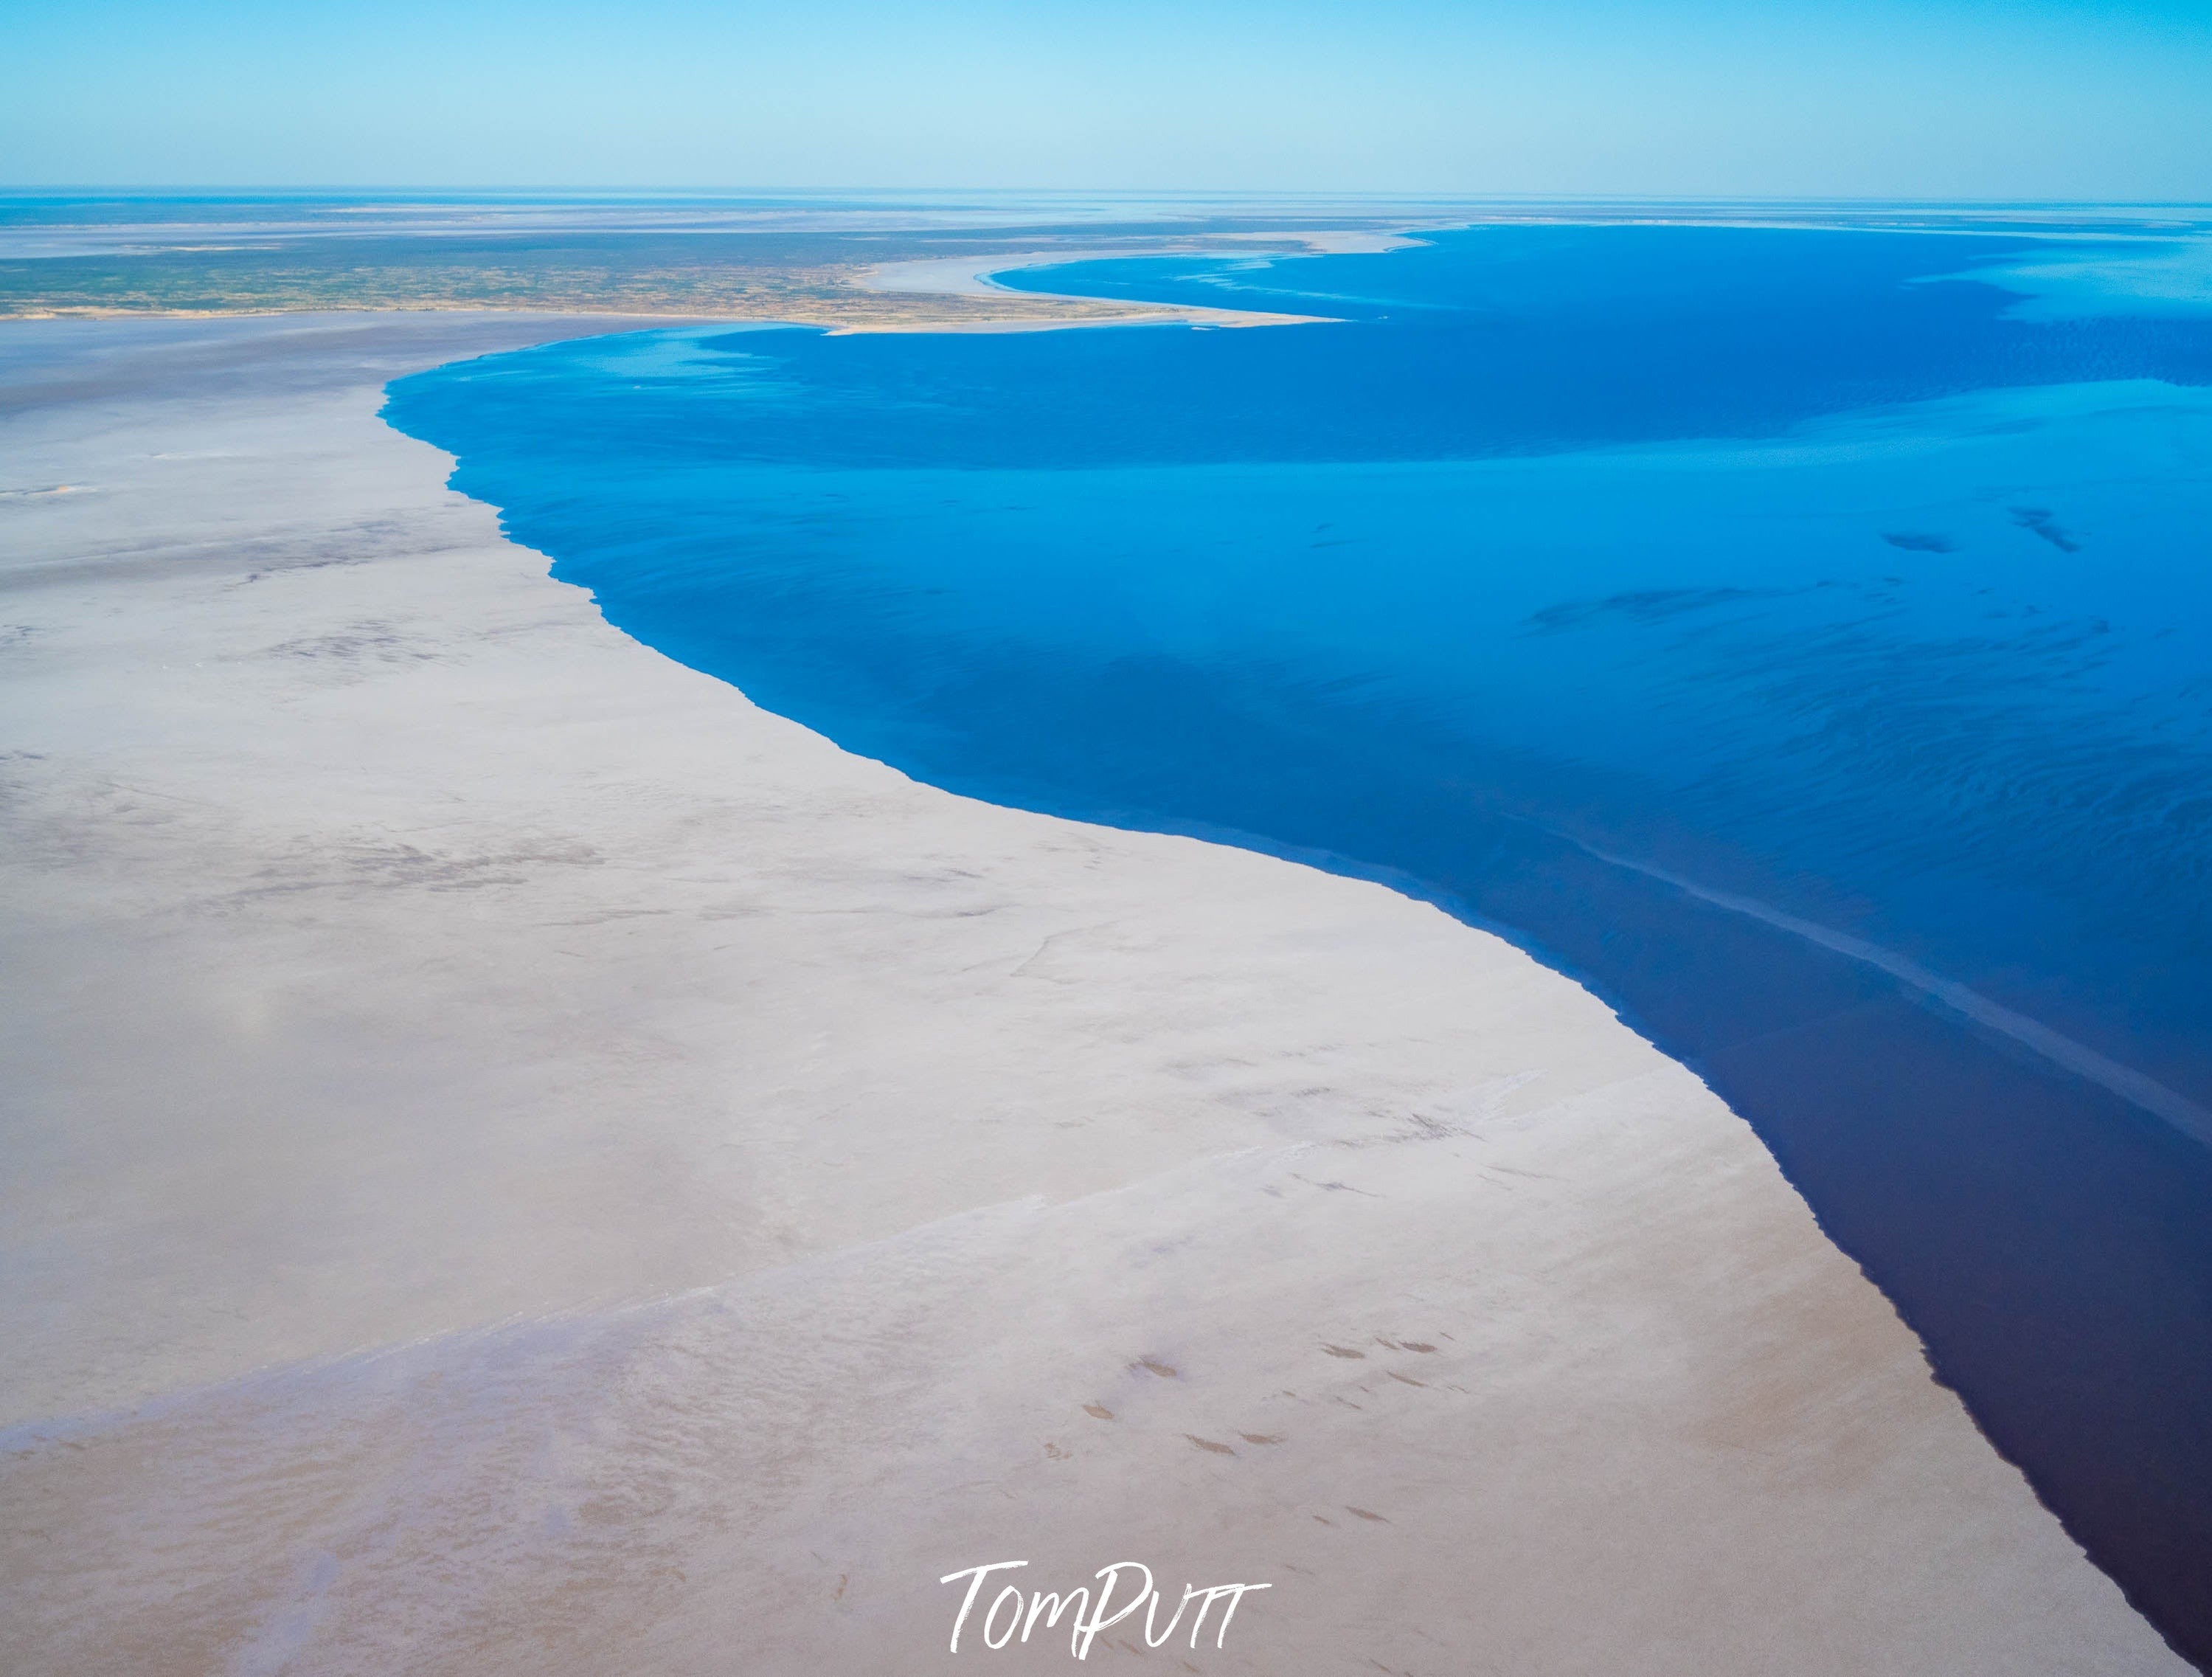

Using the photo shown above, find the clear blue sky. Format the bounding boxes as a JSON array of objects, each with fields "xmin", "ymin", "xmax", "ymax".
[{"xmin": 4, "ymin": 0, "xmax": 2208, "ymax": 198}]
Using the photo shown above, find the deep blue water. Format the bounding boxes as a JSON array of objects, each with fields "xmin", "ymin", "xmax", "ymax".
[{"xmin": 385, "ymin": 224, "xmax": 2212, "ymax": 1663}]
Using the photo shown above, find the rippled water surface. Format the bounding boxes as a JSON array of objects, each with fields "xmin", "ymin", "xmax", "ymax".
[{"xmin": 386, "ymin": 224, "xmax": 2212, "ymax": 1662}]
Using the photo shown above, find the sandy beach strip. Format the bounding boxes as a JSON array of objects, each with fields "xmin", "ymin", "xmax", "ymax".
[
  {"xmin": 856, "ymin": 250, "xmax": 1332, "ymax": 330},
  {"xmin": 0, "ymin": 314, "xmax": 2187, "ymax": 1674}
]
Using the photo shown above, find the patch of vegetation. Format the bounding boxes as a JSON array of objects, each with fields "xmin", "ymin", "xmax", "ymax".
[{"xmin": 0, "ymin": 228, "xmax": 1272, "ymax": 322}]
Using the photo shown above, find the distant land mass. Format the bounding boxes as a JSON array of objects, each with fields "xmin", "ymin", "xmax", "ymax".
[{"xmin": 6, "ymin": 191, "xmax": 2204, "ymax": 324}]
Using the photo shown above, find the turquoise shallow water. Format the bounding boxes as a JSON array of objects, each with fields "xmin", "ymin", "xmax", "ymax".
[{"xmin": 386, "ymin": 223, "xmax": 2212, "ymax": 1661}]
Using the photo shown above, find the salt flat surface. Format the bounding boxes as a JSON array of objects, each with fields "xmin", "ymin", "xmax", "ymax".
[{"xmin": 0, "ymin": 316, "xmax": 2182, "ymax": 1674}]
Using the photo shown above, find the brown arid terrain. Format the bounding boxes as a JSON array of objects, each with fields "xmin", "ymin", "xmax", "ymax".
[
  {"xmin": 11, "ymin": 195, "xmax": 2174, "ymax": 328},
  {"xmin": 0, "ymin": 202, "xmax": 1408, "ymax": 326}
]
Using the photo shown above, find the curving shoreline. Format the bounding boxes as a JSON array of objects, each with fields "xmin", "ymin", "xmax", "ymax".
[
  {"xmin": 852, "ymin": 249, "xmax": 1334, "ymax": 332},
  {"xmin": 0, "ymin": 313, "xmax": 2188, "ymax": 1673},
  {"xmin": 850, "ymin": 228, "xmax": 1435, "ymax": 331}
]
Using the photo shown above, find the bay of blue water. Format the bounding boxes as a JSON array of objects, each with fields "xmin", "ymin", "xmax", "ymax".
[{"xmin": 385, "ymin": 224, "xmax": 2212, "ymax": 1662}]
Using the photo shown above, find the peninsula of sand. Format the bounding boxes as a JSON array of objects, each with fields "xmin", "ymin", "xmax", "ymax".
[{"xmin": 0, "ymin": 313, "xmax": 2188, "ymax": 1674}]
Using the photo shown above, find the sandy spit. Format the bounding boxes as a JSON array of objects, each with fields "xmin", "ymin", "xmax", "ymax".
[
  {"xmin": 853, "ymin": 247, "xmax": 1335, "ymax": 331},
  {"xmin": 0, "ymin": 314, "xmax": 2185, "ymax": 1676}
]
